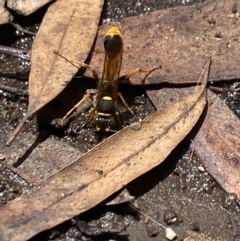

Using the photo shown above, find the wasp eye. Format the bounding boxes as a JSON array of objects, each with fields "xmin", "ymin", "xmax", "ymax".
[{"xmin": 104, "ymin": 34, "xmax": 123, "ymax": 54}]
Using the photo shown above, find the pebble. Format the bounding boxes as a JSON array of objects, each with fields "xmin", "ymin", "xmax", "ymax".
[
  {"xmin": 197, "ymin": 166, "xmax": 205, "ymax": 172},
  {"xmin": 0, "ymin": 154, "xmax": 5, "ymax": 161},
  {"xmin": 163, "ymin": 210, "xmax": 178, "ymax": 224},
  {"xmin": 165, "ymin": 227, "xmax": 177, "ymax": 240}
]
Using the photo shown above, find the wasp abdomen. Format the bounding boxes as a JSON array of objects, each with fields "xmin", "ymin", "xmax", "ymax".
[{"xmin": 94, "ymin": 96, "xmax": 115, "ymax": 131}]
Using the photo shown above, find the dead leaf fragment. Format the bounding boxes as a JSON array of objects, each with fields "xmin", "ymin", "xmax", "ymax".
[
  {"xmin": 7, "ymin": 0, "xmax": 53, "ymax": 15},
  {"xmin": 0, "ymin": 0, "xmax": 13, "ymax": 24},
  {"xmin": 0, "ymin": 60, "xmax": 210, "ymax": 241},
  {"xmin": 7, "ymin": 0, "xmax": 104, "ymax": 145}
]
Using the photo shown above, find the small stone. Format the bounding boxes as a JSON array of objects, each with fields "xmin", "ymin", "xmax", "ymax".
[
  {"xmin": 197, "ymin": 166, "xmax": 205, "ymax": 172},
  {"xmin": 0, "ymin": 154, "xmax": 5, "ymax": 161},
  {"xmin": 130, "ymin": 121, "xmax": 142, "ymax": 130},
  {"xmin": 165, "ymin": 227, "xmax": 177, "ymax": 240},
  {"xmin": 48, "ymin": 229, "xmax": 60, "ymax": 240},
  {"xmin": 214, "ymin": 32, "xmax": 222, "ymax": 38},
  {"xmin": 144, "ymin": 216, "xmax": 150, "ymax": 224},
  {"xmin": 163, "ymin": 210, "xmax": 178, "ymax": 224},
  {"xmin": 232, "ymin": 3, "xmax": 237, "ymax": 14},
  {"xmin": 0, "ymin": 183, "xmax": 6, "ymax": 192},
  {"xmin": 207, "ymin": 16, "xmax": 216, "ymax": 25},
  {"xmin": 146, "ymin": 225, "xmax": 158, "ymax": 237},
  {"xmin": 191, "ymin": 221, "xmax": 200, "ymax": 232}
]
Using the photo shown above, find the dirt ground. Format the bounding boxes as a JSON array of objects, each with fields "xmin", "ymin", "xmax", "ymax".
[{"xmin": 0, "ymin": 0, "xmax": 240, "ymax": 241}]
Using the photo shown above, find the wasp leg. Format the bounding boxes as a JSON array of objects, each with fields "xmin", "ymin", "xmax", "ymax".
[
  {"xmin": 121, "ymin": 65, "xmax": 162, "ymax": 85},
  {"xmin": 53, "ymin": 50, "xmax": 99, "ymax": 80},
  {"xmin": 118, "ymin": 92, "xmax": 139, "ymax": 122},
  {"xmin": 56, "ymin": 92, "xmax": 93, "ymax": 128},
  {"xmin": 113, "ymin": 102, "xmax": 123, "ymax": 127},
  {"xmin": 82, "ymin": 106, "xmax": 96, "ymax": 128}
]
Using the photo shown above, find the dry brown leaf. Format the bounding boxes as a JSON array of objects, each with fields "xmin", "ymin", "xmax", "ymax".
[
  {"xmin": 193, "ymin": 91, "xmax": 240, "ymax": 203},
  {"xmin": 146, "ymin": 55, "xmax": 240, "ymax": 203},
  {"xmin": 90, "ymin": 0, "xmax": 239, "ymax": 85},
  {"xmin": 7, "ymin": 0, "xmax": 53, "ymax": 16},
  {"xmin": 0, "ymin": 60, "xmax": 211, "ymax": 241},
  {"xmin": 147, "ymin": 66, "xmax": 240, "ymax": 202},
  {"xmin": 7, "ymin": 0, "xmax": 104, "ymax": 145}
]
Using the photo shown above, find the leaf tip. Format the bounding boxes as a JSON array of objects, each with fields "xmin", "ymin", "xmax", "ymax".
[{"xmin": 6, "ymin": 116, "xmax": 28, "ymax": 146}]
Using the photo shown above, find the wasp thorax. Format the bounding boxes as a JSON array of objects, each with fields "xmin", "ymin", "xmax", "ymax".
[{"xmin": 104, "ymin": 34, "xmax": 123, "ymax": 55}]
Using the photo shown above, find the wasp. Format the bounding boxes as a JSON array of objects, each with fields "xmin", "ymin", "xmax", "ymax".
[{"xmin": 54, "ymin": 26, "xmax": 161, "ymax": 132}]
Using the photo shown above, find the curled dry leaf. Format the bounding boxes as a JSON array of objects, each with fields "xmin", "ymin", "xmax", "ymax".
[
  {"xmin": 0, "ymin": 60, "xmax": 211, "ymax": 241},
  {"xmin": 7, "ymin": 0, "xmax": 104, "ymax": 145},
  {"xmin": 7, "ymin": 0, "xmax": 53, "ymax": 15}
]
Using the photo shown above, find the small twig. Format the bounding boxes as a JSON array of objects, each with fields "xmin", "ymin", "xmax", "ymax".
[
  {"xmin": 12, "ymin": 23, "xmax": 36, "ymax": 36},
  {"xmin": 131, "ymin": 202, "xmax": 167, "ymax": 229},
  {"xmin": 0, "ymin": 84, "xmax": 28, "ymax": 96},
  {"xmin": 0, "ymin": 45, "xmax": 31, "ymax": 60},
  {"xmin": 130, "ymin": 202, "xmax": 177, "ymax": 240},
  {"xmin": 209, "ymin": 85, "xmax": 240, "ymax": 94},
  {"xmin": 209, "ymin": 86, "xmax": 224, "ymax": 93}
]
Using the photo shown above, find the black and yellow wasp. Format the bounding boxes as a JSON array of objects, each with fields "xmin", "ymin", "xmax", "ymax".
[{"xmin": 54, "ymin": 26, "xmax": 160, "ymax": 132}]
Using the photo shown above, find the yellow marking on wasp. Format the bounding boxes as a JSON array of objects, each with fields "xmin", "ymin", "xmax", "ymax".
[
  {"xmin": 97, "ymin": 112, "xmax": 112, "ymax": 117},
  {"xmin": 102, "ymin": 96, "xmax": 112, "ymax": 101},
  {"xmin": 106, "ymin": 26, "xmax": 122, "ymax": 37}
]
